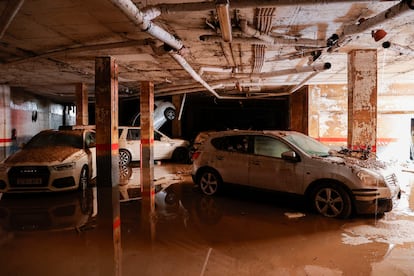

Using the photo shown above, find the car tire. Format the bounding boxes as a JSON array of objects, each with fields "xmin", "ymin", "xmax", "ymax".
[
  {"xmin": 119, "ymin": 149, "xmax": 132, "ymax": 166},
  {"xmin": 310, "ymin": 183, "xmax": 352, "ymax": 219},
  {"xmin": 164, "ymin": 107, "xmax": 176, "ymax": 121},
  {"xmin": 172, "ymin": 147, "xmax": 190, "ymax": 163},
  {"xmin": 198, "ymin": 169, "xmax": 222, "ymax": 196},
  {"xmin": 79, "ymin": 165, "xmax": 89, "ymax": 192}
]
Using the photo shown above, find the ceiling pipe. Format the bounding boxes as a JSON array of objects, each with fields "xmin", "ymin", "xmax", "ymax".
[
  {"xmin": 150, "ymin": 0, "xmax": 373, "ymax": 13},
  {"xmin": 239, "ymin": 20, "xmax": 326, "ymax": 47},
  {"xmin": 0, "ymin": 0, "xmax": 25, "ymax": 40},
  {"xmin": 169, "ymin": 52, "xmax": 248, "ymax": 100},
  {"xmin": 200, "ymin": 34, "xmax": 325, "ymax": 48},
  {"xmin": 382, "ymin": 41, "xmax": 414, "ymax": 56},
  {"xmin": 109, "ymin": 0, "xmax": 183, "ymax": 51},
  {"xmin": 156, "ymin": 62, "xmax": 331, "ymax": 97},
  {"xmin": 110, "ymin": 0, "xmax": 232, "ymax": 99},
  {"xmin": 330, "ymin": 0, "xmax": 414, "ymax": 50},
  {"xmin": 239, "ymin": 62, "xmax": 331, "ymax": 79}
]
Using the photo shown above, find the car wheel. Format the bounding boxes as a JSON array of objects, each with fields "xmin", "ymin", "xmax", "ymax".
[
  {"xmin": 79, "ymin": 166, "xmax": 89, "ymax": 192},
  {"xmin": 119, "ymin": 149, "xmax": 131, "ymax": 166},
  {"xmin": 198, "ymin": 169, "xmax": 222, "ymax": 196},
  {"xmin": 172, "ymin": 147, "xmax": 190, "ymax": 163},
  {"xmin": 311, "ymin": 184, "xmax": 352, "ymax": 219},
  {"xmin": 164, "ymin": 107, "xmax": 176, "ymax": 121}
]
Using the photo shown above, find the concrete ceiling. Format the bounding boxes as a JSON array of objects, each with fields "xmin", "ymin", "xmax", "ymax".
[{"xmin": 0, "ymin": 0, "xmax": 414, "ymax": 103}]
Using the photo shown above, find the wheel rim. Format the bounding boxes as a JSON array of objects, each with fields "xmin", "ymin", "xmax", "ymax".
[
  {"xmin": 165, "ymin": 109, "xmax": 175, "ymax": 120},
  {"xmin": 314, "ymin": 187, "xmax": 344, "ymax": 217},
  {"xmin": 79, "ymin": 167, "xmax": 88, "ymax": 191},
  {"xmin": 119, "ymin": 150, "xmax": 130, "ymax": 166},
  {"xmin": 200, "ymin": 172, "xmax": 218, "ymax": 195}
]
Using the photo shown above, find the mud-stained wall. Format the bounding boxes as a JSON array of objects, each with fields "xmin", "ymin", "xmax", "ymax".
[
  {"xmin": 309, "ymin": 84, "xmax": 348, "ymax": 146},
  {"xmin": 0, "ymin": 87, "xmax": 75, "ymax": 160},
  {"xmin": 309, "ymin": 83, "xmax": 414, "ymax": 161}
]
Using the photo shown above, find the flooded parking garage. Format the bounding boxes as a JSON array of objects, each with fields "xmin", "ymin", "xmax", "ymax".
[{"xmin": 0, "ymin": 162, "xmax": 414, "ymax": 276}]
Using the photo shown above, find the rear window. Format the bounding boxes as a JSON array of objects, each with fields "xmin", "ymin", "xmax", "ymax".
[{"xmin": 211, "ymin": 135, "xmax": 250, "ymax": 153}]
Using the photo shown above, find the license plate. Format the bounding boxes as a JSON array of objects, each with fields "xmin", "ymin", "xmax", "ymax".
[{"xmin": 16, "ymin": 178, "xmax": 42, "ymax": 185}]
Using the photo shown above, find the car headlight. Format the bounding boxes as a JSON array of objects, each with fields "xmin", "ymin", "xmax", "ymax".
[
  {"xmin": 52, "ymin": 162, "xmax": 76, "ymax": 171},
  {"xmin": 356, "ymin": 169, "xmax": 385, "ymax": 187}
]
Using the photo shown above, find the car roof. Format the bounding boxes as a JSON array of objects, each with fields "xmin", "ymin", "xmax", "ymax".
[{"xmin": 196, "ymin": 129, "xmax": 300, "ymax": 138}]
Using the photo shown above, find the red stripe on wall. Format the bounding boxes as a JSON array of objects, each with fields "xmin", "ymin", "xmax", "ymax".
[
  {"xmin": 317, "ymin": 137, "xmax": 346, "ymax": 142},
  {"xmin": 0, "ymin": 138, "xmax": 12, "ymax": 143},
  {"xmin": 317, "ymin": 137, "xmax": 398, "ymax": 143},
  {"xmin": 96, "ymin": 143, "xmax": 119, "ymax": 151}
]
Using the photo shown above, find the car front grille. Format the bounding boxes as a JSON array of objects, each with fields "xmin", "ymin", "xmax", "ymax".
[
  {"xmin": 384, "ymin": 173, "xmax": 398, "ymax": 187},
  {"xmin": 8, "ymin": 166, "xmax": 50, "ymax": 188}
]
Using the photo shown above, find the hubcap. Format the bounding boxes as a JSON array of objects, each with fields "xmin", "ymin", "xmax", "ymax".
[
  {"xmin": 315, "ymin": 188, "xmax": 343, "ymax": 217},
  {"xmin": 200, "ymin": 173, "xmax": 218, "ymax": 195}
]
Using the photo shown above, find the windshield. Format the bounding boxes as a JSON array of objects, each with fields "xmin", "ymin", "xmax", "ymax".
[
  {"xmin": 25, "ymin": 130, "xmax": 84, "ymax": 149},
  {"xmin": 284, "ymin": 132, "xmax": 330, "ymax": 157}
]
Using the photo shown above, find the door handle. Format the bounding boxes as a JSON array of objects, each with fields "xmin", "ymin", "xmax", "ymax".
[
  {"xmin": 216, "ymin": 155, "xmax": 224, "ymax": 160},
  {"xmin": 250, "ymin": 160, "xmax": 260, "ymax": 165}
]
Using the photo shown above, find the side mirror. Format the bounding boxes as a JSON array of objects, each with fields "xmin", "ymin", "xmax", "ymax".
[{"xmin": 281, "ymin": 150, "xmax": 300, "ymax": 162}]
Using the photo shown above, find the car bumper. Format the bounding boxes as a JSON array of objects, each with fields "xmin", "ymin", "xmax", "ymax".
[{"xmin": 353, "ymin": 187, "xmax": 401, "ymax": 214}]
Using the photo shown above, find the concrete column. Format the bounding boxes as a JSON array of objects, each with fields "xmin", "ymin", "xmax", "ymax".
[
  {"xmin": 348, "ymin": 49, "xmax": 377, "ymax": 152},
  {"xmin": 289, "ymin": 86, "xmax": 309, "ymax": 134},
  {"xmin": 0, "ymin": 85, "xmax": 11, "ymax": 159},
  {"xmin": 94, "ymin": 56, "xmax": 121, "ymax": 276},
  {"xmin": 75, "ymin": 83, "xmax": 89, "ymax": 125},
  {"xmin": 140, "ymin": 81, "xmax": 156, "ymax": 239}
]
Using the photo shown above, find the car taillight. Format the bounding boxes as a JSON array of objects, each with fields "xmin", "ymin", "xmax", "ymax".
[{"xmin": 191, "ymin": 151, "xmax": 201, "ymax": 161}]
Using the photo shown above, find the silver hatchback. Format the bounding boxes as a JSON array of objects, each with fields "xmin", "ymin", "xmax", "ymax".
[{"xmin": 191, "ymin": 130, "xmax": 401, "ymax": 218}]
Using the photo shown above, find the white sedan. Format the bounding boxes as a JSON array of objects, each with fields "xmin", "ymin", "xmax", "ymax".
[
  {"xmin": 118, "ymin": 126, "xmax": 190, "ymax": 165},
  {"xmin": 0, "ymin": 126, "xmax": 96, "ymax": 193},
  {"xmin": 131, "ymin": 100, "xmax": 176, "ymax": 130}
]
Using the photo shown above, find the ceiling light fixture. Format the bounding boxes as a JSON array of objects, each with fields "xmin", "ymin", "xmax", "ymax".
[
  {"xmin": 372, "ymin": 29, "xmax": 387, "ymax": 42},
  {"xmin": 215, "ymin": 0, "xmax": 232, "ymax": 42}
]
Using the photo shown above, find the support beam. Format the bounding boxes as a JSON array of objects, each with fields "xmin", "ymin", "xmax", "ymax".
[
  {"xmin": 140, "ymin": 81, "xmax": 156, "ymax": 239},
  {"xmin": 348, "ymin": 50, "xmax": 377, "ymax": 152},
  {"xmin": 94, "ymin": 56, "xmax": 122, "ymax": 275},
  {"xmin": 75, "ymin": 83, "xmax": 89, "ymax": 125}
]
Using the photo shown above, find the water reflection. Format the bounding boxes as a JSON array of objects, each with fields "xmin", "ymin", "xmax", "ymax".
[{"xmin": 0, "ymin": 189, "xmax": 97, "ymax": 232}]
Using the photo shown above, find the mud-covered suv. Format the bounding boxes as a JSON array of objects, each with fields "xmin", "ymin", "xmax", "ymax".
[{"xmin": 191, "ymin": 130, "xmax": 401, "ymax": 218}]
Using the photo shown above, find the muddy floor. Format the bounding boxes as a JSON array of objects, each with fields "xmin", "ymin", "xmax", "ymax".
[{"xmin": 0, "ymin": 162, "xmax": 413, "ymax": 276}]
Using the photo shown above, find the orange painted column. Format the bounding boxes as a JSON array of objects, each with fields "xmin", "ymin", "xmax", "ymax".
[
  {"xmin": 289, "ymin": 86, "xmax": 309, "ymax": 134},
  {"xmin": 348, "ymin": 49, "xmax": 377, "ymax": 152},
  {"xmin": 75, "ymin": 83, "xmax": 89, "ymax": 125},
  {"xmin": 94, "ymin": 56, "xmax": 122, "ymax": 276},
  {"xmin": 140, "ymin": 81, "xmax": 156, "ymax": 239}
]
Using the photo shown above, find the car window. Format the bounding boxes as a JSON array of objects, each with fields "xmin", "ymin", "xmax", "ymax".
[
  {"xmin": 253, "ymin": 136, "xmax": 291, "ymax": 158},
  {"xmin": 127, "ymin": 129, "xmax": 140, "ymax": 140},
  {"xmin": 211, "ymin": 135, "xmax": 250, "ymax": 153},
  {"xmin": 85, "ymin": 132, "xmax": 96, "ymax": 148},
  {"xmin": 284, "ymin": 132, "xmax": 330, "ymax": 157},
  {"xmin": 154, "ymin": 131, "xmax": 162, "ymax": 141}
]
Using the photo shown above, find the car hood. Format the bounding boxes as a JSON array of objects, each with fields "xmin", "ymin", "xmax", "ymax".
[
  {"xmin": 317, "ymin": 154, "xmax": 389, "ymax": 172},
  {"xmin": 5, "ymin": 146, "xmax": 83, "ymax": 164},
  {"xmin": 171, "ymin": 139, "xmax": 190, "ymax": 146}
]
